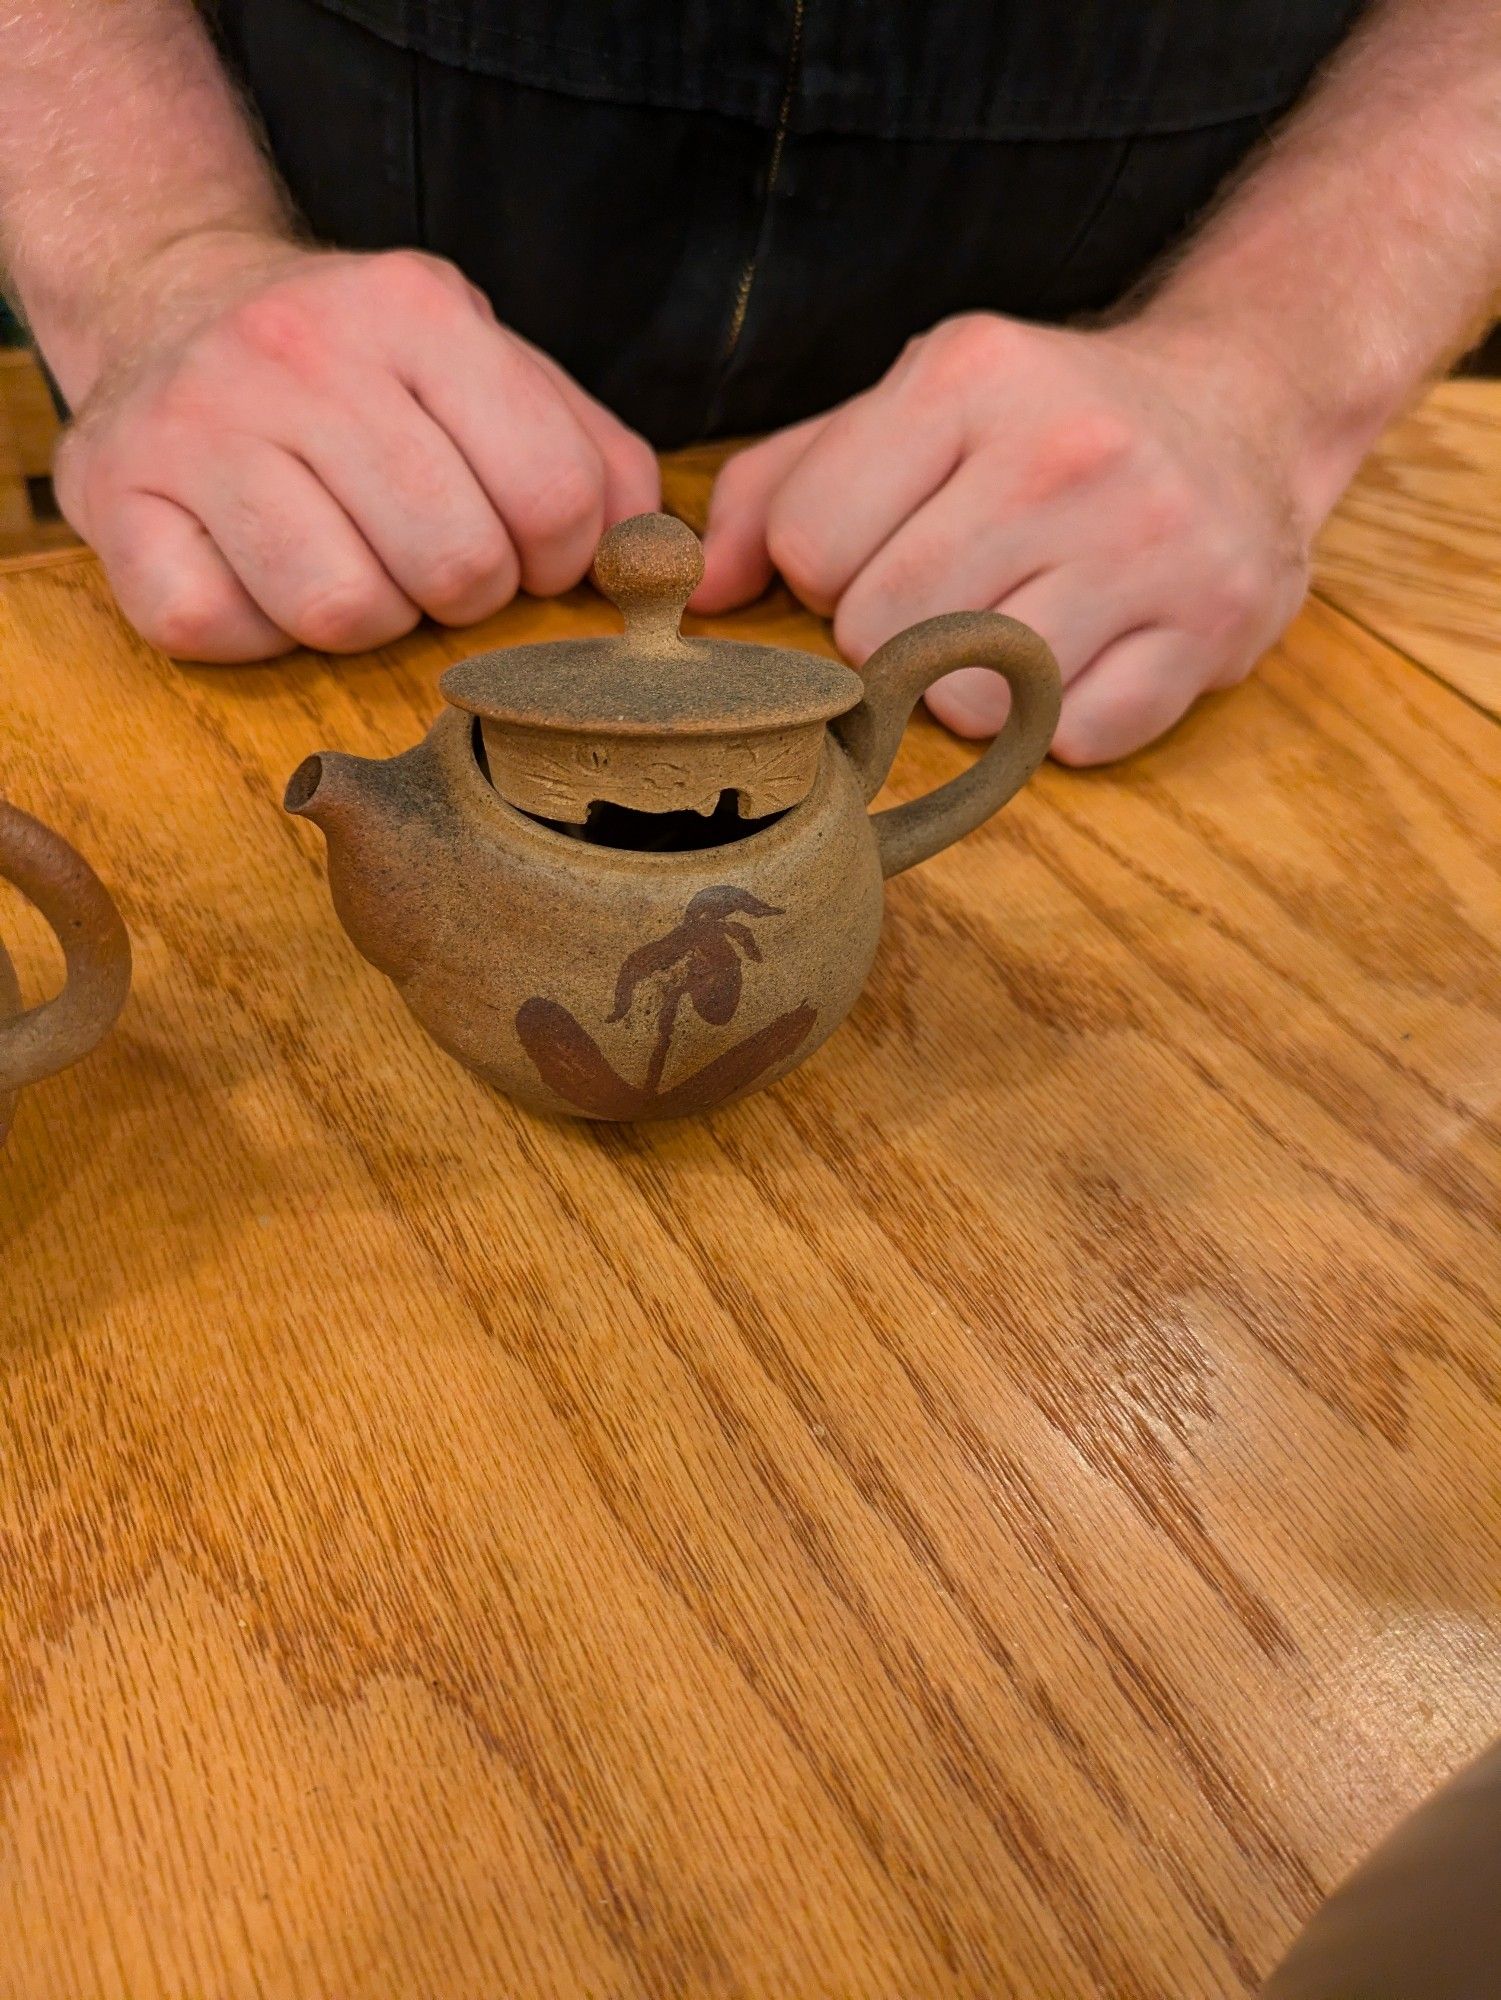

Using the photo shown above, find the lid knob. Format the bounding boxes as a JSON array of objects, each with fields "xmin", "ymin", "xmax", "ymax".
[{"xmin": 593, "ymin": 513, "xmax": 704, "ymax": 647}]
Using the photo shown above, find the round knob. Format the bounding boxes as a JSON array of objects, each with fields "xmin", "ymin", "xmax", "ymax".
[{"xmin": 593, "ymin": 513, "xmax": 704, "ymax": 641}]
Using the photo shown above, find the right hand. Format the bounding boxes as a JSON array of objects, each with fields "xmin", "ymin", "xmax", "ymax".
[{"xmin": 54, "ymin": 233, "xmax": 661, "ymax": 661}]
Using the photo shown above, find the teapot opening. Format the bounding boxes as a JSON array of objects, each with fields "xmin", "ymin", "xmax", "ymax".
[
  {"xmin": 536, "ymin": 794, "xmax": 787, "ymax": 853},
  {"xmin": 284, "ymin": 755, "xmax": 323, "ymax": 815},
  {"xmin": 472, "ymin": 720, "xmax": 787, "ymax": 853}
]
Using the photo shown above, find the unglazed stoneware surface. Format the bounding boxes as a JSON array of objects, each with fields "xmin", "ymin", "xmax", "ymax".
[
  {"xmin": 0, "ymin": 933, "xmax": 20, "ymax": 1148},
  {"xmin": 287, "ymin": 513, "xmax": 1061, "ymax": 1120},
  {"xmin": 0, "ymin": 797, "xmax": 132, "ymax": 1147},
  {"xmin": 441, "ymin": 512, "xmax": 862, "ymax": 826}
]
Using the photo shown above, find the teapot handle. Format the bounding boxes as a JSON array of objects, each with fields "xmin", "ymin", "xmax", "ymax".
[
  {"xmin": 832, "ymin": 611, "xmax": 1061, "ymax": 879},
  {"xmin": 0, "ymin": 798, "xmax": 131, "ymax": 1095}
]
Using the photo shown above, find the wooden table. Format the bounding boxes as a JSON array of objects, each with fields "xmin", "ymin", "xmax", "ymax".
[
  {"xmin": 2, "ymin": 394, "xmax": 1499, "ymax": 2000},
  {"xmin": 0, "ymin": 347, "xmax": 71, "ymax": 561},
  {"xmin": 1313, "ymin": 377, "xmax": 1501, "ymax": 718}
]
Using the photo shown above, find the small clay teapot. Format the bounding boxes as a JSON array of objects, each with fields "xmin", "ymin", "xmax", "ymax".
[
  {"xmin": 287, "ymin": 513, "xmax": 1060, "ymax": 1121},
  {"xmin": 1, "ymin": 796, "xmax": 132, "ymax": 1150}
]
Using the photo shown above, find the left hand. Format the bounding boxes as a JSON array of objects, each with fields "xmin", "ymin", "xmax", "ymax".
[{"xmin": 694, "ymin": 313, "xmax": 1323, "ymax": 764}]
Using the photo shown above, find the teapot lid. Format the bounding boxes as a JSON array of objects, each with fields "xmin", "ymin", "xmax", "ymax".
[{"xmin": 439, "ymin": 513, "xmax": 862, "ymax": 741}]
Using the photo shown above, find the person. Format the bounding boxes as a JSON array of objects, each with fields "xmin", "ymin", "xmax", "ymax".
[{"xmin": 0, "ymin": 2, "xmax": 1496, "ymax": 766}]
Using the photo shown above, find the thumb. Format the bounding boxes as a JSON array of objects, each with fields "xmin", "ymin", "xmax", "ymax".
[{"xmin": 692, "ymin": 416, "xmax": 826, "ymax": 612}]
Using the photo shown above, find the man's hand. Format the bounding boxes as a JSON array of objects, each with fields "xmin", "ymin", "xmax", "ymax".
[
  {"xmin": 697, "ymin": 0, "xmax": 1501, "ymax": 770},
  {"xmin": 54, "ymin": 235, "xmax": 660, "ymax": 661},
  {"xmin": 695, "ymin": 313, "xmax": 1317, "ymax": 765}
]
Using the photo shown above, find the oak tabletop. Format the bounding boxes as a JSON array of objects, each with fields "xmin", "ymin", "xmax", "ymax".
[
  {"xmin": 2, "ymin": 428, "xmax": 1499, "ymax": 2000},
  {"xmin": 1313, "ymin": 377, "xmax": 1501, "ymax": 718}
]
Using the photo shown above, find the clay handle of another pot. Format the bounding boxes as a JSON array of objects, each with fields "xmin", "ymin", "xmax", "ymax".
[
  {"xmin": 0, "ymin": 799, "xmax": 131, "ymax": 1095},
  {"xmin": 833, "ymin": 611, "xmax": 1061, "ymax": 879}
]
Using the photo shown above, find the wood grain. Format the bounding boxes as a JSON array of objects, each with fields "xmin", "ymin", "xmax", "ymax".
[
  {"xmin": 0, "ymin": 349, "xmax": 61, "ymax": 479},
  {"xmin": 0, "ymin": 375, "xmax": 28, "ymax": 550},
  {"xmin": 1, "ymin": 454, "xmax": 1499, "ymax": 1999},
  {"xmin": 0, "ymin": 350, "xmax": 74, "ymax": 560},
  {"xmin": 1314, "ymin": 377, "xmax": 1501, "ymax": 717}
]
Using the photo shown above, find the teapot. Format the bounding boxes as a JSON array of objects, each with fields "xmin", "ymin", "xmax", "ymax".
[
  {"xmin": 287, "ymin": 513, "xmax": 1060, "ymax": 1121},
  {"xmin": 1, "ymin": 796, "xmax": 132, "ymax": 1150}
]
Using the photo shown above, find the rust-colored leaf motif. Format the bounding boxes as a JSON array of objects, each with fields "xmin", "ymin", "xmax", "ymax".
[
  {"xmin": 607, "ymin": 887, "xmax": 781, "ymax": 1026},
  {"xmin": 514, "ymin": 998, "xmax": 649, "ymax": 1120},
  {"xmin": 651, "ymin": 1003, "xmax": 818, "ymax": 1119},
  {"xmin": 516, "ymin": 886, "xmax": 815, "ymax": 1118}
]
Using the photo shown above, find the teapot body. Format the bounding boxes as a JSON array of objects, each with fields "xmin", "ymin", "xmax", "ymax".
[
  {"xmin": 307, "ymin": 708, "xmax": 885, "ymax": 1121},
  {"xmin": 289, "ymin": 515, "xmax": 1062, "ymax": 1124}
]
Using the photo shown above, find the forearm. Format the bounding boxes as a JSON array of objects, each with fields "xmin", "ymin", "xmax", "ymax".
[
  {"xmin": 1131, "ymin": 0, "xmax": 1501, "ymax": 515},
  {"xmin": 0, "ymin": 0, "xmax": 292, "ymax": 401}
]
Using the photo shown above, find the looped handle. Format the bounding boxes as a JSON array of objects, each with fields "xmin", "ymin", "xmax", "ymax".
[
  {"xmin": 0, "ymin": 798, "xmax": 131, "ymax": 1096},
  {"xmin": 832, "ymin": 610, "xmax": 1061, "ymax": 878}
]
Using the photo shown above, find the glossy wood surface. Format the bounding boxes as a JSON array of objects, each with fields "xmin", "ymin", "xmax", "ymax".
[
  {"xmin": 0, "ymin": 360, "xmax": 30, "ymax": 550},
  {"xmin": 1314, "ymin": 377, "xmax": 1501, "ymax": 717},
  {"xmin": 1, "ymin": 437, "xmax": 1498, "ymax": 1999},
  {"xmin": 0, "ymin": 348, "xmax": 70, "ymax": 559}
]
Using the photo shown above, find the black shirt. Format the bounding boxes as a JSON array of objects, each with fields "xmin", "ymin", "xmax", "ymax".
[{"xmin": 211, "ymin": 0, "xmax": 1365, "ymax": 443}]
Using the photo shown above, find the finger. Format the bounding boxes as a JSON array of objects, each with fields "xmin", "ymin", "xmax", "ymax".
[
  {"xmin": 693, "ymin": 417, "xmax": 826, "ymax": 612},
  {"xmin": 1051, "ymin": 629, "xmax": 1207, "ymax": 767},
  {"xmin": 756, "ymin": 376, "xmax": 967, "ymax": 614},
  {"xmin": 404, "ymin": 319, "xmax": 609, "ymax": 595},
  {"xmin": 292, "ymin": 377, "xmax": 521, "ymax": 627},
  {"xmin": 462, "ymin": 312, "xmax": 659, "ymax": 528},
  {"xmin": 832, "ymin": 453, "xmax": 1050, "ymax": 663},
  {"xmin": 183, "ymin": 441, "xmax": 420, "ymax": 653},
  {"xmin": 91, "ymin": 490, "xmax": 295, "ymax": 663},
  {"xmin": 923, "ymin": 667, "xmax": 1013, "ymax": 740},
  {"xmin": 924, "ymin": 560, "xmax": 1164, "ymax": 735},
  {"xmin": 995, "ymin": 565, "xmax": 1156, "ymax": 685},
  {"xmin": 523, "ymin": 342, "xmax": 662, "ymax": 522}
]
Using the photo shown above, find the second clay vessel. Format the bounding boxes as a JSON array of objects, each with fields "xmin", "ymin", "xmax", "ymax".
[
  {"xmin": 287, "ymin": 513, "xmax": 1061, "ymax": 1120},
  {"xmin": 1, "ymin": 796, "xmax": 132, "ymax": 1150}
]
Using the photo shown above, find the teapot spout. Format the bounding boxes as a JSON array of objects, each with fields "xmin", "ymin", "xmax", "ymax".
[
  {"xmin": 285, "ymin": 749, "xmax": 426, "ymax": 984},
  {"xmin": 285, "ymin": 750, "xmax": 372, "ymax": 839}
]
